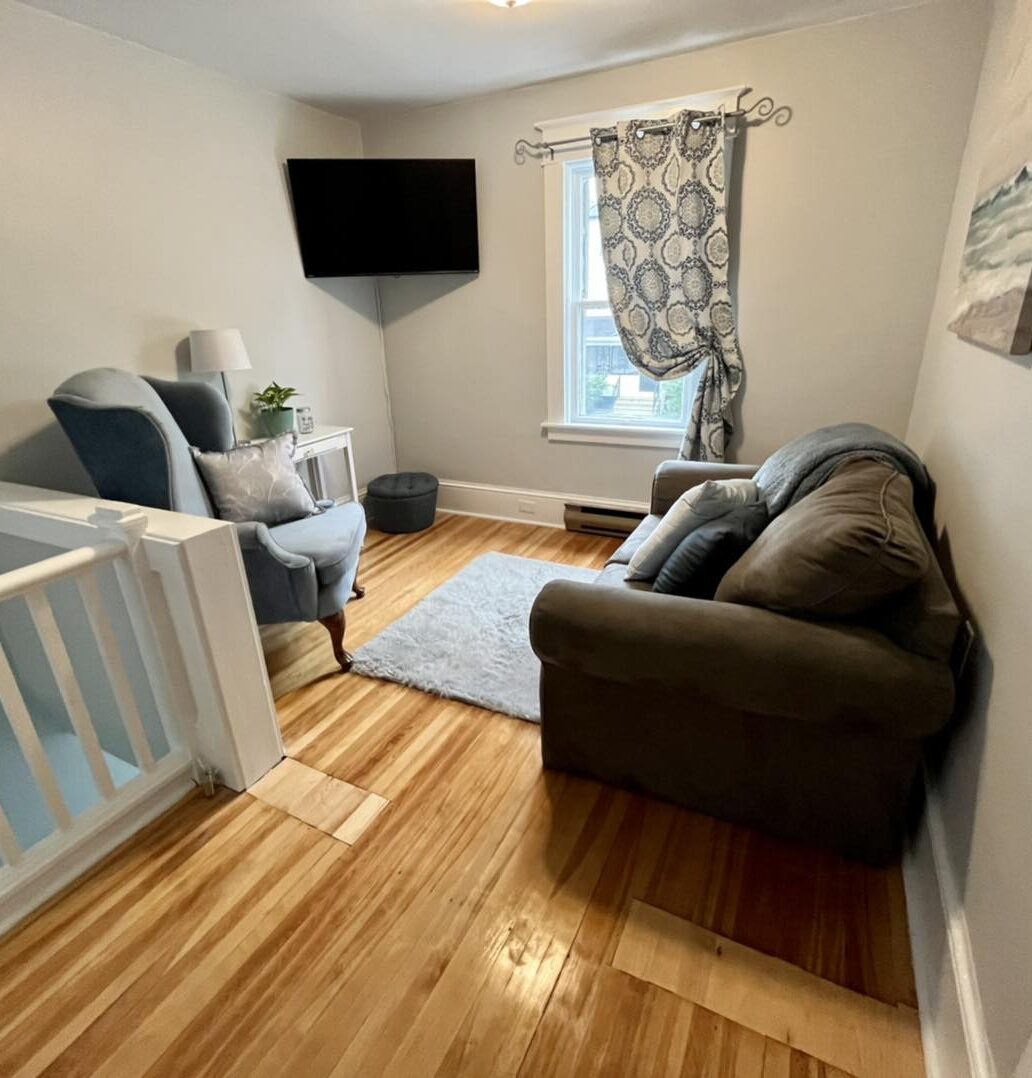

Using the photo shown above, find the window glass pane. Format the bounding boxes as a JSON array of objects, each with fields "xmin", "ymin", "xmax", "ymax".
[
  {"xmin": 574, "ymin": 306, "xmax": 684, "ymax": 425},
  {"xmin": 584, "ymin": 182, "xmax": 609, "ymax": 303},
  {"xmin": 564, "ymin": 156, "xmax": 689, "ymax": 429}
]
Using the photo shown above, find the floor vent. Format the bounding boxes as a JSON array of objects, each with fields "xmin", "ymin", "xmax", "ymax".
[{"xmin": 564, "ymin": 504, "xmax": 645, "ymax": 538}]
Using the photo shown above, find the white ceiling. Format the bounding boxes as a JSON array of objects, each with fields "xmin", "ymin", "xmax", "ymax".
[{"xmin": 20, "ymin": 0, "xmax": 924, "ymax": 113}]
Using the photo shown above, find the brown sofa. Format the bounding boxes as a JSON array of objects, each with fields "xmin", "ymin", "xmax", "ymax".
[{"xmin": 529, "ymin": 459, "xmax": 959, "ymax": 863}]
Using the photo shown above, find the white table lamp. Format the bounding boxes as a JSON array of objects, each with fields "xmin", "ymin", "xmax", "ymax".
[{"xmin": 188, "ymin": 329, "xmax": 252, "ymax": 402}]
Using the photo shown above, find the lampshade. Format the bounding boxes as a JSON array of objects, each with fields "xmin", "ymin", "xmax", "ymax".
[{"xmin": 188, "ymin": 329, "xmax": 252, "ymax": 373}]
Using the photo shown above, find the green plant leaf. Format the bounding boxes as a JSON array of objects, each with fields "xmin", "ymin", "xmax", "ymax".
[{"xmin": 252, "ymin": 381, "xmax": 300, "ymax": 412}]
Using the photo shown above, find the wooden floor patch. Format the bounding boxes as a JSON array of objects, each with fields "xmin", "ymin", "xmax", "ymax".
[
  {"xmin": 248, "ymin": 757, "xmax": 389, "ymax": 845},
  {"xmin": 612, "ymin": 899, "xmax": 923, "ymax": 1078}
]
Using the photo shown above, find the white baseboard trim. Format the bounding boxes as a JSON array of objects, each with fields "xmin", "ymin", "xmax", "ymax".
[
  {"xmin": 904, "ymin": 770, "xmax": 995, "ymax": 1078},
  {"xmin": 435, "ymin": 478, "xmax": 649, "ymax": 529},
  {"xmin": 0, "ymin": 753, "xmax": 195, "ymax": 938}
]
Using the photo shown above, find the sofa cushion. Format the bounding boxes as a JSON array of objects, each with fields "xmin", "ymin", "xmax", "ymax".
[
  {"xmin": 607, "ymin": 515, "xmax": 661, "ymax": 566},
  {"xmin": 626, "ymin": 478, "xmax": 759, "ymax": 581},
  {"xmin": 864, "ymin": 529, "xmax": 962, "ymax": 662},
  {"xmin": 653, "ymin": 501, "xmax": 769, "ymax": 599},
  {"xmin": 594, "ymin": 563, "xmax": 653, "ymax": 592},
  {"xmin": 715, "ymin": 459, "xmax": 928, "ymax": 617}
]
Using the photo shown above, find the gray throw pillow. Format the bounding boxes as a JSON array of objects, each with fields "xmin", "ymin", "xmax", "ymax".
[
  {"xmin": 715, "ymin": 459, "xmax": 929, "ymax": 617},
  {"xmin": 653, "ymin": 502, "xmax": 769, "ymax": 598},
  {"xmin": 192, "ymin": 433, "xmax": 318, "ymax": 525},
  {"xmin": 625, "ymin": 478, "xmax": 759, "ymax": 581}
]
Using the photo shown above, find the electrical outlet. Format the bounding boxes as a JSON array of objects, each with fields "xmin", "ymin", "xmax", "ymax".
[{"xmin": 518, "ymin": 498, "xmax": 537, "ymax": 516}]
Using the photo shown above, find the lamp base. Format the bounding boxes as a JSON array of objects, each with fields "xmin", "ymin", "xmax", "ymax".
[{"xmin": 217, "ymin": 370, "xmax": 241, "ymax": 445}]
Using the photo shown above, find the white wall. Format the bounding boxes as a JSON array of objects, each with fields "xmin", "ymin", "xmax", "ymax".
[
  {"xmin": 905, "ymin": 0, "xmax": 1032, "ymax": 1074},
  {"xmin": 0, "ymin": 0, "xmax": 395, "ymax": 499},
  {"xmin": 362, "ymin": 0, "xmax": 988, "ymax": 504}
]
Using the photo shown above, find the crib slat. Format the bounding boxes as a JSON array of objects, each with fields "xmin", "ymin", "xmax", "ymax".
[
  {"xmin": 0, "ymin": 642, "xmax": 73, "ymax": 832},
  {"xmin": 26, "ymin": 589, "xmax": 116, "ymax": 801},
  {"xmin": 0, "ymin": 802, "xmax": 21, "ymax": 867},
  {"xmin": 78, "ymin": 568, "xmax": 156, "ymax": 771}
]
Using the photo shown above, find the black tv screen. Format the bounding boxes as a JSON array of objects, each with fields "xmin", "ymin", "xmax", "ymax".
[{"xmin": 286, "ymin": 158, "xmax": 479, "ymax": 277}]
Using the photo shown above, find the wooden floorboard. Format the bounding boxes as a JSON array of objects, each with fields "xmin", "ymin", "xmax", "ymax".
[
  {"xmin": 612, "ymin": 900, "xmax": 921, "ymax": 1078},
  {"xmin": 0, "ymin": 513, "xmax": 922, "ymax": 1077},
  {"xmin": 249, "ymin": 756, "xmax": 390, "ymax": 845}
]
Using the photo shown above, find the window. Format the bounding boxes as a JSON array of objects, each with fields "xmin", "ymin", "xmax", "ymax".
[
  {"xmin": 539, "ymin": 89, "xmax": 742, "ymax": 448},
  {"xmin": 563, "ymin": 157, "xmax": 690, "ymax": 432}
]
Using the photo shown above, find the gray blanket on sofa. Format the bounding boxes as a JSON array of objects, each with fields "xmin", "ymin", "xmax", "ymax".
[{"xmin": 754, "ymin": 422, "xmax": 933, "ymax": 527}]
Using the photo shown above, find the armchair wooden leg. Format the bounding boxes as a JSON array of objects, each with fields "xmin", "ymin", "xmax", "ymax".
[{"xmin": 319, "ymin": 610, "xmax": 353, "ymax": 672}]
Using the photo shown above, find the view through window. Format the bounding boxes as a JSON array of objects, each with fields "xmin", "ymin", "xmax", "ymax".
[{"xmin": 564, "ymin": 156, "xmax": 690, "ymax": 428}]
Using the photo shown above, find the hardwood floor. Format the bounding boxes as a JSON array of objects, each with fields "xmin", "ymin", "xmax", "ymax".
[{"xmin": 0, "ymin": 513, "xmax": 922, "ymax": 1077}]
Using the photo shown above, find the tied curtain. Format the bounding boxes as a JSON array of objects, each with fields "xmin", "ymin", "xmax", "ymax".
[{"xmin": 590, "ymin": 110, "xmax": 742, "ymax": 461}]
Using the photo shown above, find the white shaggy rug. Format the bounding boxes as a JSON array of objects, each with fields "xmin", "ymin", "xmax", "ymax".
[{"xmin": 351, "ymin": 552, "xmax": 596, "ymax": 722}]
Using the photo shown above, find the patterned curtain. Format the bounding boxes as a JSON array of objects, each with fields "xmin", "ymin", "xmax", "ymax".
[{"xmin": 590, "ymin": 111, "xmax": 742, "ymax": 461}]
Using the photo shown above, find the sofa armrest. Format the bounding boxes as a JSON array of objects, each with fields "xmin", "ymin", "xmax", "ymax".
[
  {"xmin": 651, "ymin": 460, "xmax": 759, "ymax": 515},
  {"xmin": 234, "ymin": 521, "xmax": 317, "ymax": 623},
  {"xmin": 530, "ymin": 581, "xmax": 954, "ymax": 738},
  {"xmin": 234, "ymin": 521, "xmax": 311, "ymax": 569}
]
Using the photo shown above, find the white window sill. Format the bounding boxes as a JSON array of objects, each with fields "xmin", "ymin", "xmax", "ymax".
[{"xmin": 541, "ymin": 421, "xmax": 683, "ymax": 449}]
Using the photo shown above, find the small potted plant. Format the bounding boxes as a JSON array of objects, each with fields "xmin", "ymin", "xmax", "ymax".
[{"xmin": 252, "ymin": 382, "xmax": 299, "ymax": 437}]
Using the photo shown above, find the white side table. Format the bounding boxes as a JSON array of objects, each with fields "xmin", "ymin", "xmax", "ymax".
[{"xmin": 292, "ymin": 426, "xmax": 359, "ymax": 504}]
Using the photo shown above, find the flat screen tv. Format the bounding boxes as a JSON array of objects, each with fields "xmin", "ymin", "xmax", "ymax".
[{"xmin": 286, "ymin": 158, "xmax": 479, "ymax": 277}]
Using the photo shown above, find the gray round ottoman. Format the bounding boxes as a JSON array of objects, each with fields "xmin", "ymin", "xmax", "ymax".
[{"xmin": 365, "ymin": 472, "xmax": 439, "ymax": 533}]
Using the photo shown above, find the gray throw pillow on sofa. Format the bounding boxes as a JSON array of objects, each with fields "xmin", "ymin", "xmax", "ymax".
[
  {"xmin": 715, "ymin": 458, "xmax": 929, "ymax": 617},
  {"xmin": 625, "ymin": 478, "xmax": 759, "ymax": 581},
  {"xmin": 192, "ymin": 433, "xmax": 318, "ymax": 525},
  {"xmin": 653, "ymin": 502, "xmax": 769, "ymax": 599}
]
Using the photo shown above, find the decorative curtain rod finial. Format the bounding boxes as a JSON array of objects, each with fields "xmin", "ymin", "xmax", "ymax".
[{"xmin": 514, "ymin": 137, "xmax": 552, "ymax": 165}]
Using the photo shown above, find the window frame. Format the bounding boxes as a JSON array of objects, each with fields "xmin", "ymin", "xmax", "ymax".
[{"xmin": 539, "ymin": 86, "xmax": 745, "ymax": 448}]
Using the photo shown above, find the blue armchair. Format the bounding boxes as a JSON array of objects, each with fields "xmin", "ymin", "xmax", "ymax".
[{"xmin": 48, "ymin": 367, "xmax": 366, "ymax": 671}]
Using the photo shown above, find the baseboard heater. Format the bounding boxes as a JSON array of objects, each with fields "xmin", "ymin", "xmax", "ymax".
[{"xmin": 563, "ymin": 503, "xmax": 646, "ymax": 538}]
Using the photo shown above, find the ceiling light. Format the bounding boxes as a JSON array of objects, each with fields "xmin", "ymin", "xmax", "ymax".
[{"xmin": 488, "ymin": 0, "xmax": 531, "ymax": 8}]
